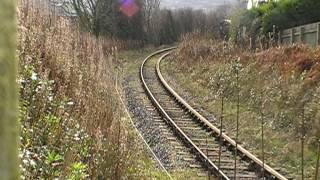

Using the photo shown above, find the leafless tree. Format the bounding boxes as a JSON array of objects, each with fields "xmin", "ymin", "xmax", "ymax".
[
  {"xmin": 143, "ymin": 0, "xmax": 160, "ymax": 33},
  {"xmin": 70, "ymin": 0, "xmax": 97, "ymax": 32}
]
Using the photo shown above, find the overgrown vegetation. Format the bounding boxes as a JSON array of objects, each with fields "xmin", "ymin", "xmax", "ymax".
[
  {"xmin": 14, "ymin": 0, "xmax": 320, "ymax": 178},
  {"xmin": 163, "ymin": 33, "xmax": 320, "ymax": 179},
  {"xmin": 17, "ymin": 0, "xmax": 169, "ymax": 178},
  {"xmin": 231, "ymin": 0, "xmax": 320, "ymax": 45},
  {"xmin": 0, "ymin": 0, "xmax": 19, "ymax": 179}
]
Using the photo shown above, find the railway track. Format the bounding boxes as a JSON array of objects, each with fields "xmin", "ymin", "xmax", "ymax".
[{"xmin": 140, "ymin": 48, "xmax": 289, "ymax": 180}]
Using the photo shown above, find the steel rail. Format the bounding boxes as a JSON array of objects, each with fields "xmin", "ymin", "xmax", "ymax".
[
  {"xmin": 156, "ymin": 50, "xmax": 288, "ymax": 180},
  {"xmin": 140, "ymin": 48, "xmax": 230, "ymax": 179}
]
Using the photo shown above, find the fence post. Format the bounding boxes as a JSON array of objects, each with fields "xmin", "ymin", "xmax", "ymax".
[
  {"xmin": 290, "ymin": 28, "xmax": 294, "ymax": 45},
  {"xmin": 278, "ymin": 31, "xmax": 282, "ymax": 46},
  {"xmin": 317, "ymin": 23, "xmax": 320, "ymax": 46},
  {"xmin": 315, "ymin": 142, "xmax": 320, "ymax": 180},
  {"xmin": 300, "ymin": 27, "xmax": 305, "ymax": 43}
]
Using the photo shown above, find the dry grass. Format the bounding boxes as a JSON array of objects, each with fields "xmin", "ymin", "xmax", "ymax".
[
  {"xmin": 18, "ymin": 0, "xmax": 117, "ymax": 140},
  {"xmin": 178, "ymin": 33, "xmax": 320, "ymax": 87},
  {"xmin": 17, "ymin": 0, "xmax": 159, "ymax": 179},
  {"xmin": 164, "ymin": 32, "xmax": 320, "ymax": 178}
]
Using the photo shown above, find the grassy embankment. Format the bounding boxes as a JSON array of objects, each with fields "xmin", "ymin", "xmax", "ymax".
[
  {"xmin": 162, "ymin": 33, "xmax": 320, "ymax": 179},
  {"xmin": 17, "ymin": 0, "xmax": 172, "ymax": 179}
]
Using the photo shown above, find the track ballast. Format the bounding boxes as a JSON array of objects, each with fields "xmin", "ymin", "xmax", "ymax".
[{"xmin": 140, "ymin": 48, "xmax": 288, "ymax": 180}]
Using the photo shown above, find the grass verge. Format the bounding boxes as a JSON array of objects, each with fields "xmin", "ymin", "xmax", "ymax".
[{"xmin": 162, "ymin": 33, "xmax": 320, "ymax": 179}]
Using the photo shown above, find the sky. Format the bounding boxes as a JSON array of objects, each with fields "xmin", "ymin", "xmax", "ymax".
[{"xmin": 160, "ymin": 0, "xmax": 240, "ymax": 10}]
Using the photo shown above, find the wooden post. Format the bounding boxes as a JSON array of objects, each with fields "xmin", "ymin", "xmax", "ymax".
[
  {"xmin": 206, "ymin": 134, "xmax": 210, "ymax": 180},
  {"xmin": 218, "ymin": 95, "xmax": 224, "ymax": 177},
  {"xmin": 234, "ymin": 60, "xmax": 240, "ymax": 179},
  {"xmin": 300, "ymin": 27, "xmax": 305, "ymax": 44},
  {"xmin": 261, "ymin": 112, "xmax": 265, "ymax": 179},
  {"xmin": 0, "ymin": 0, "xmax": 19, "ymax": 179},
  {"xmin": 315, "ymin": 142, "xmax": 320, "ymax": 180},
  {"xmin": 317, "ymin": 23, "xmax": 320, "ymax": 46},
  {"xmin": 278, "ymin": 31, "xmax": 282, "ymax": 46},
  {"xmin": 290, "ymin": 28, "xmax": 294, "ymax": 45},
  {"xmin": 301, "ymin": 107, "xmax": 305, "ymax": 180}
]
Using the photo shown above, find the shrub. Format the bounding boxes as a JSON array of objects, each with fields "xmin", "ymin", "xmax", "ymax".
[{"xmin": 18, "ymin": 0, "xmax": 159, "ymax": 179}]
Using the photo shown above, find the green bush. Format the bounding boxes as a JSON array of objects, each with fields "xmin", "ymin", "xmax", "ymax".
[
  {"xmin": 262, "ymin": 0, "xmax": 320, "ymax": 32},
  {"xmin": 231, "ymin": 0, "xmax": 320, "ymax": 39}
]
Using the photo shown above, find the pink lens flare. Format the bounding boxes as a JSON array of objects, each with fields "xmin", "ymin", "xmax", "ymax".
[{"xmin": 120, "ymin": 0, "xmax": 140, "ymax": 17}]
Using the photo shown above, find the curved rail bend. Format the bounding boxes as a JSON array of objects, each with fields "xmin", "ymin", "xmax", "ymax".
[{"xmin": 141, "ymin": 48, "xmax": 288, "ymax": 180}]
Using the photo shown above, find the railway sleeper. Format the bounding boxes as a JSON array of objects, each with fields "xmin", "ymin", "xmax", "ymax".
[
  {"xmin": 153, "ymin": 121, "xmax": 166, "ymax": 125},
  {"xmin": 192, "ymin": 138, "xmax": 218, "ymax": 143},
  {"xmin": 173, "ymin": 120, "xmax": 199, "ymax": 125},
  {"xmin": 223, "ymin": 172, "xmax": 259, "ymax": 179},
  {"xmin": 206, "ymin": 157, "xmax": 245, "ymax": 165},
  {"xmin": 209, "ymin": 159, "xmax": 250, "ymax": 168},
  {"xmin": 184, "ymin": 131, "xmax": 215, "ymax": 138},
  {"xmin": 162, "ymin": 107, "xmax": 182, "ymax": 110},
  {"xmin": 165, "ymin": 112, "xmax": 186, "ymax": 117},
  {"xmin": 173, "ymin": 117, "xmax": 194, "ymax": 121},
  {"xmin": 219, "ymin": 165, "xmax": 250, "ymax": 171},
  {"xmin": 184, "ymin": 132, "xmax": 214, "ymax": 139},
  {"xmin": 189, "ymin": 164, "xmax": 203, "ymax": 169},
  {"xmin": 204, "ymin": 151, "xmax": 234, "ymax": 159},
  {"xmin": 176, "ymin": 124, "xmax": 204, "ymax": 129},
  {"xmin": 200, "ymin": 149, "xmax": 230, "ymax": 157},
  {"xmin": 176, "ymin": 150, "xmax": 189, "ymax": 154},
  {"xmin": 175, "ymin": 123, "xmax": 202, "ymax": 129},
  {"xmin": 197, "ymin": 143, "xmax": 228, "ymax": 150},
  {"xmin": 170, "ymin": 141, "xmax": 185, "ymax": 146},
  {"xmin": 174, "ymin": 145, "xmax": 189, "ymax": 150},
  {"xmin": 183, "ymin": 157, "xmax": 199, "ymax": 163},
  {"xmin": 180, "ymin": 126, "xmax": 204, "ymax": 131}
]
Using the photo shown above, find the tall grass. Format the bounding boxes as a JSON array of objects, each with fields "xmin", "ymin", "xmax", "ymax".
[
  {"xmin": 18, "ymin": 0, "xmax": 152, "ymax": 179},
  {"xmin": 166, "ymin": 32, "xmax": 320, "ymax": 178}
]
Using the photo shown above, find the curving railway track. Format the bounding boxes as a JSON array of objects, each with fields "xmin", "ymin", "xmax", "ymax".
[{"xmin": 140, "ymin": 48, "xmax": 289, "ymax": 180}]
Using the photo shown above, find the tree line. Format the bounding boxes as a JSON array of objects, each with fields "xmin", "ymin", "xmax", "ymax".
[
  {"xmin": 231, "ymin": 0, "xmax": 320, "ymax": 45},
  {"xmin": 67, "ymin": 0, "xmax": 232, "ymax": 45}
]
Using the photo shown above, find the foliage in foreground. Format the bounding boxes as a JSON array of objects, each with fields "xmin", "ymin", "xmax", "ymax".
[
  {"xmin": 165, "ymin": 33, "xmax": 320, "ymax": 179},
  {"xmin": 0, "ymin": 0, "xmax": 19, "ymax": 179},
  {"xmin": 17, "ymin": 1, "xmax": 167, "ymax": 179}
]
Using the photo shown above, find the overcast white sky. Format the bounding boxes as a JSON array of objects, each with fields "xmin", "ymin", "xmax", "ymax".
[{"xmin": 160, "ymin": 0, "xmax": 240, "ymax": 10}]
